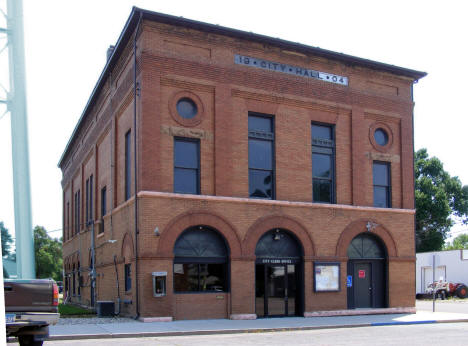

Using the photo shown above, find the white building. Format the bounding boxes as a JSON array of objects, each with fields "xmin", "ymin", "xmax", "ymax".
[{"xmin": 416, "ymin": 249, "xmax": 468, "ymax": 294}]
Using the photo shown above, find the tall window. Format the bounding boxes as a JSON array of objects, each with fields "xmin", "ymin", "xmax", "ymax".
[
  {"xmin": 86, "ymin": 179, "xmax": 89, "ymax": 225},
  {"xmin": 312, "ymin": 123, "xmax": 335, "ymax": 203},
  {"xmin": 373, "ymin": 161, "xmax": 391, "ymax": 208},
  {"xmin": 125, "ymin": 263, "xmax": 132, "ymax": 291},
  {"xmin": 174, "ymin": 137, "xmax": 200, "ymax": 194},
  {"xmin": 85, "ymin": 175, "xmax": 93, "ymax": 226},
  {"xmin": 248, "ymin": 114, "xmax": 274, "ymax": 199},
  {"xmin": 66, "ymin": 202, "xmax": 70, "ymax": 241},
  {"xmin": 100, "ymin": 186, "xmax": 107, "ymax": 234},
  {"xmin": 173, "ymin": 226, "xmax": 228, "ymax": 293},
  {"xmin": 125, "ymin": 130, "xmax": 131, "ymax": 201},
  {"xmin": 74, "ymin": 190, "xmax": 80, "ymax": 236}
]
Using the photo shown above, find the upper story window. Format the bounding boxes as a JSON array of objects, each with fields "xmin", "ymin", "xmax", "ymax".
[
  {"xmin": 74, "ymin": 190, "xmax": 80, "ymax": 236},
  {"xmin": 176, "ymin": 98, "xmax": 198, "ymax": 119},
  {"xmin": 85, "ymin": 175, "xmax": 93, "ymax": 226},
  {"xmin": 66, "ymin": 201, "xmax": 70, "ymax": 241},
  {"xmin": 248, "ymin": 114, "xmax": 275, "ymax": 199},
  {"xmin": 312, "ymin": 124, "xmax": 335, "ymax": 203},
  {"xmin": 125, "ymin": 130, "xmax": 131, "ymax": 201},
  {"xmin": 174, "ymin": 137, "xmax": 200, "ymax": 194},
  {"xmin": 373, "ymin": 161, "xmax": 391, "ymax": 208},
  {"xmin": 374, "ymin": 128, "xmax": 389, "ymax": 146},
  {"xmin": 100, "ymin": 186, "xmax": 107, "ymax": 234}
]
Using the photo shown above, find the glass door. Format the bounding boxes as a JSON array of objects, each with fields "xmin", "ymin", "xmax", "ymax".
[
  {"xmin": 256, "ymin": 264, "xmax": 297, "ymax": 317},
  {"xmin": 267, "ymin": 265, "xmax": 286, "ymax": 316}
]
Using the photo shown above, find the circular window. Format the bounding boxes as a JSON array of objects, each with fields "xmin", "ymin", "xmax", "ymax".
[
  {"xmin": 176, "ymin": 98, "xmax": 198, "ymax": 119},
  {"xmin": 369, "ymin": 122, "xmax": 393, "ymax": 152},
  {"xmin": 169, "ymin": 91, "xmax": 204, "ymax": 127},
  {"xmin": 374, "ymin": 128, "xmax": 389, "ymax": 146}
]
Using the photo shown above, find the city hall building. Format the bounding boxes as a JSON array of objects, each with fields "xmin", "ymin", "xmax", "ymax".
[{"xmin": 59, "ymin": 7, "xmax": 426, "ymax": 320}]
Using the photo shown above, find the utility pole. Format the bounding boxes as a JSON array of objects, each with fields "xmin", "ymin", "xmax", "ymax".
[{"xmin": 0, "ymin": 0, "xmax": 35, "ymax": 278}]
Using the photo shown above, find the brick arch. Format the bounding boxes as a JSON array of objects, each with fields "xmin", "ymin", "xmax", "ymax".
[
  {"xmin": 243, "ymin": 214, "xmax": 315, "ymax": 257},
  {"xmin": 335, "ymin": 219, "xmax": 397, "ymax": 257},
  {"xmin": 121, "ymin": 232, "xmax": 134, "ymax": 263},
  {"xmin": 158, "ymin": 210, "xmax": 242, "ymax": 258}
]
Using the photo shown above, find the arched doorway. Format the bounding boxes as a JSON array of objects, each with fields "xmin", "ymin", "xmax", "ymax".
[
  {"xmin": 347, "ymin": 233, "xmax": 387, "ymax": 309},
  {"xmin": 255, "ymin": 229, "xmax": 303, "ymax": 317}
]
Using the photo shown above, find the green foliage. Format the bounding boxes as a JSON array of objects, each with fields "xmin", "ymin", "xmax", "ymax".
[
  {"xmin": 444, "ymin": 234, "xmax": 468, "ymax": 250},
  {"xmin": 415, "ymin": 149, "xmax": 468, "ymax": 252},
  {"xmin": 58, "ymin": 303, "xmax": 95, "ymax": 316},
  {"xmin": 34, "ymin": 226, "xmax": 63, "ymax": 281},
  {"xmin": 1, "ymin": 221, "xmax": 14, "ymax": 257}
]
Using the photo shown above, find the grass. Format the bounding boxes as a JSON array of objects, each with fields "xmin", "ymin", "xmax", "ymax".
[{"xmin": 59, "ymin": 303, "xmax": 96, "ymax": 317}]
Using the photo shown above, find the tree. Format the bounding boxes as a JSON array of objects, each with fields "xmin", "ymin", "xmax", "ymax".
[
  {"xmin": 415, "ymin": 149, "xmax": 468, "ymax": 252},
  {"xmin": 34, "ymin": 226, "xmax": 63, "ymax": 281},
  {"xmin": 444, "ymin": 233, "xmax": 468, "ymax": 250},
  {"xmin": 1, "ymin": 221, "xmax": 14, "ymax": 257}
]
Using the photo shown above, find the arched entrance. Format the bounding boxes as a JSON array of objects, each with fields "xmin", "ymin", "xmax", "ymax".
[
  {"xmin": 347, "ymin": 233, "xmax": 387, "ymax": 309},
  {"xmin": 255, "ymin": 229, "xmax": 303, "ymax": 317}
]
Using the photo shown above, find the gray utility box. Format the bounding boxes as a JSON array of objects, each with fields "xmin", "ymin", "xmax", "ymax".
[{"xmin": 97, "ymin": 301, "xmax": 115, "ymax": 317}]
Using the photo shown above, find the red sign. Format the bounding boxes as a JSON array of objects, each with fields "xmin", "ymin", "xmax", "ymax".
[{"xmin": 358, "ymin": 270, "xmax": 366, "ymax": 279}]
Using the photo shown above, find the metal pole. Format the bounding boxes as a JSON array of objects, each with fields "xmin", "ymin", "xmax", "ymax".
[
  {"xmin": 432, "ymin": 254, "xmax": 435, "ymax": 312},
  {"xmin": 6, "ymin": 0, "xmax": 35, "ymax": 279},
  {"xmin": 91, "ymin": 222, "xmax": 96, "ymax": 308}
]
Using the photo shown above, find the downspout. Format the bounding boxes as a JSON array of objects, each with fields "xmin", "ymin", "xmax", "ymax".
[
  {"xmin": 412, "ymin": 81, "xmax": 417, "ymax": 297},
  {"xmin": 113, "ymin": 255, "xmax": 121, "ymax": 315},
  {"xmin": 133, "ymin": 11, "xmax": 143, "ymax": 320}
]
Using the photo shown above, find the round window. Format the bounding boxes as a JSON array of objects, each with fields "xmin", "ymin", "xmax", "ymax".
[
  {"xmin": 176, "ymin": 98, "xmax": 198, "ymax": 119},
  {"xmin": 374, "ymin": 128, "xmax": 389, "ymax": 146}
]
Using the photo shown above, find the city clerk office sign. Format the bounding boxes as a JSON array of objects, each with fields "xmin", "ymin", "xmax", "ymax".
[{"xmin": 235, "ymin": 54, "xmax": 348, "ymax": 86}]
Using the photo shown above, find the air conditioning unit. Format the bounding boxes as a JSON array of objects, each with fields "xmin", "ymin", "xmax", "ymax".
[{"xmin": 96, "ymin": 301, "xmax": 114, "ymax": 317}]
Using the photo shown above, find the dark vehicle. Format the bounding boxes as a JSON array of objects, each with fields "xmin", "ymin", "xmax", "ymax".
[{"xmin": 4, "ymin": 278, "xmax": 60, "ymax": 345}]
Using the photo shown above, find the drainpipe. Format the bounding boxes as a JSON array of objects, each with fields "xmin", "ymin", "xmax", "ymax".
[
  {"xmin": 133, "ymin": 11, "xmax": 143, "ymax": 320},
  {"xmin": 412, "ymin": 81, "xmax": 417, "ymax": 298},
  {"xmin": 91, "ymin": 221, "xmax": 96, "ymax": 308}
]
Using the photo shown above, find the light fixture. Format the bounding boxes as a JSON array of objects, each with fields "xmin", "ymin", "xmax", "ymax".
[
  {"xmin": 273, "ymin": 229, "xmax": 282, "ymax": 241},
  {"xmin": 154, "ymin": 227, "xmax": 160, "ymax": 236}
]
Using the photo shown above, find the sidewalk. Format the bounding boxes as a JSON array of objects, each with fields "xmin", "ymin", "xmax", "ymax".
[{"xmin": 48, "ymin": 310, "xmax": 468, "ymax": 341}]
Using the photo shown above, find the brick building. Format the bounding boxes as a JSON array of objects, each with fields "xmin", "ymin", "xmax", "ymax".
[{"xmin": 59, "ymin": 7, "xmax": 426, "ymax": 320}]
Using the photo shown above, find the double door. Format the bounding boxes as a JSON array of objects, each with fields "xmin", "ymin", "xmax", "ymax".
[{"xmin": 256, "ymin": 264, "xmax": 298, "ymax": 317}]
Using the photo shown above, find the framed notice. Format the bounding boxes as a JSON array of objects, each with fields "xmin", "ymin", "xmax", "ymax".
[{"xmin": 314, "ymin": 262, "xmax": 340, "ymax": 292}]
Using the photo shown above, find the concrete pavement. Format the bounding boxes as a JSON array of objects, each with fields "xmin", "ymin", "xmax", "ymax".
[{"xmin": 47, "ymin": 309, "xmax": 468, "ymax": 341}]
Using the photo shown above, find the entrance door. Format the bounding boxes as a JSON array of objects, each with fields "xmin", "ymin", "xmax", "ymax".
[
  {"xmin": 354, "ymin": 262, "xmax": 372, "ymax": 308},
  {"xmin": 347, "ymin": 233, "xmax": 387, "ymax": 309},
  {"xmin": 256, "ymin": 264, "xmax": 297, "ymax": 317}
]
